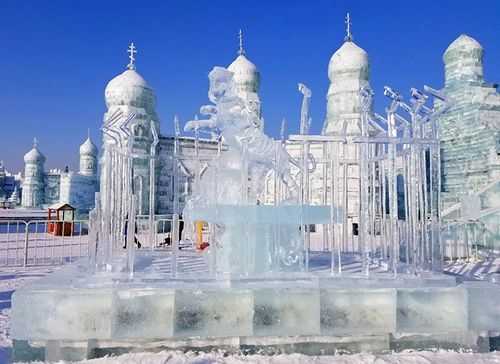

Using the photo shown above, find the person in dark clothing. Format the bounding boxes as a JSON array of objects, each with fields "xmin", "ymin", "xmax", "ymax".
[
  {"xmin": 123, "ymin": 214, "xmax": 142, "ymax": 249},
  {"xmin": 161, "ymin": 215, "xmax": 184, "ymax": 249}
]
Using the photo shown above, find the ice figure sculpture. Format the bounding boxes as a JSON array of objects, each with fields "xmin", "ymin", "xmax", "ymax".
[
  {"xmin": 184, "ymin": 67, "xmax": 297, "ymax": 202},
  {"xmin": 183, "ymin": 67, "xmax": 328, "ymax": 275}
]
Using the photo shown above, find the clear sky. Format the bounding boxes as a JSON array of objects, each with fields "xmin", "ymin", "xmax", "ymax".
[{"xmin": 0, "ymin": 0, "xmax": 499, "ymax": 172}]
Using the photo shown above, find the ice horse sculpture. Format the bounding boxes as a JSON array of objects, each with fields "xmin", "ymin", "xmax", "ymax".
[{"xmin": 183, "ymin": 66, "xmax": 329, "ymax": 275}]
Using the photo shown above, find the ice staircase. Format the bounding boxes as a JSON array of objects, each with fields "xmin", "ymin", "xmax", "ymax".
[{"xmin": 441, "ymin": 178, "xmax": 500, "ymax": 258}]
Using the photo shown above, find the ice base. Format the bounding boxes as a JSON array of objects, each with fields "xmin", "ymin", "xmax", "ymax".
[
  {"xmin": 189, "ymin": 204, "xmax": 332, "ymax": 275},
  {"xmin": 11, "ymin": 253, "xmax": 500, "ymax": 361}
]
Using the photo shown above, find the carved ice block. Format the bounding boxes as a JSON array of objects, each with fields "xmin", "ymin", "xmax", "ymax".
[
  {"xmin": 465, "ymin": 281, "xmax": 500, "ymax": 331},
  {"xmin": 174, "ymin": 289, "xmax": 253, "ymax": 338},
  {"xmin": 111, "ymin": 288, "xmax": 175, "ymax": 339},
  {"xmin": 320, "ymin": 289, "xmax": 396, "ymax": 335},
  {"xmin": 11, "ymin": 287, "xmax": 112, "ymax": 341},
  {"xmin": 191, "ymin": 205, "xmax": 332, "ymax": 274},
  {"xmin": 253, "ymin": 287, "xmax": 320, "ymax": 336},
  {"xmin": 396, "ymin": 287, "xmax": 467, "ymax": 333},
  {"xmin": 191, "ymin": 205, "xmax": 332, "ymax": 225}
]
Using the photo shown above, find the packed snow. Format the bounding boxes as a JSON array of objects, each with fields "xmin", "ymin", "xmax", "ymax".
[{"xmin": 18, "ymin": 349, "xmax": 500, "ymax": 364}]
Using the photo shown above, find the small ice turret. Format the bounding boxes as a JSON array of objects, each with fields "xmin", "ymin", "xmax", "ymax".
[
  {"xmin": 323, "ymin": 13, "xmax": 371, "ymax": 136},
  {"xmin": 79, "ymin": 133, "xmax": 98, "ymax": 177},
  {"xmin": 443, "ymin": 34, "xmax": 484, "ymax": 87},
  {"xmin": 22, "ymin": 138, "xmax": 45, "ymax": 208}
]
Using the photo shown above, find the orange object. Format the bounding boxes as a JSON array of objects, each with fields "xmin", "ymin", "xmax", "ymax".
[{"xmin": 195, "ymin": 220, "xmax": 208, "ymax": 250}]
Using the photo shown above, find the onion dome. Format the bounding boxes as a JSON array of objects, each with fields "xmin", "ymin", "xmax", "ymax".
[
  {"xmin": 79, "ymin": 136, "xmax": 98, "ymax": 156},
  {"xmin": 24, "ymin": 139, "xmax": 45, "ymax": 164},
  {"xmin": 328, "ymin": 40, "xmax": 369, "ymax": 82},
  {"xmin": 104, "ymin": 69, "xmax": 156, "ymax": 112},
  {"xmin": 443, "ymin": 34, "xmax": 484, "ymax": 85},
  {"xmin": 228, "ymin": 54, "xmax": 260, "ymax": 93},
  {"xmin": 227, "ymin": 30, "xmax": 260, "ymax": 93}
]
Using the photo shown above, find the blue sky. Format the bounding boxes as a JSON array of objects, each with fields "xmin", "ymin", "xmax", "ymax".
[{"xmin": 0, "ymin": 0, "xmax": 499, "ymax": 172}]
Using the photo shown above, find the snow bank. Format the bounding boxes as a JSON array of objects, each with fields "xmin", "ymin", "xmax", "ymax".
[{"xmin": 20, "ymin": 350, "xmax": 499, "ymax": 364}]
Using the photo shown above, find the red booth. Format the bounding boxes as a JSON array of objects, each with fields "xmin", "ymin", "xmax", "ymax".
[{"xmin": 47, "ymin": 203, "xmax": 75, "ymax": 236}]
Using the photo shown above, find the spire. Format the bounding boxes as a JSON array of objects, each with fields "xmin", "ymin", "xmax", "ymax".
[
  {"xmin": 280, "ymin": 118, "xmax": 287, "ymax": 143},
  {"xmin": 127, "ymin": 42, "xmax": 137, "ymax": 70},
  {"xmin": 87, "ymin": 128, "xmax": 90, "ymax": 140},
  {"xmin": 174, "ymin": 115, "xmax": 181, "ymax": 137},
  {"xmin": 344, "ymin": 12, "xmax": 353, "ymax": 42},
  {"xmin": 33, "ymin": 137, "xmax": 38, "ymax": 148},
  {"xmin": 238, "ymin": 29, "xmax": 245, "ymax": 56}
]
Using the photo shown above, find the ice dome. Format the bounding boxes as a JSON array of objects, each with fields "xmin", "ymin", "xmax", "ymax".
[
  {"xmin": 104, "ymin": 69, "xmax": 156, "ymax": 112},
  {"xmin": 443, "ymin": 34, "xmax": 484, "ymax": 85},
  {"xmin": 444, "ymin": 34, "xmax": 483, "ymax": 62},
  {"xmin": 328, "ymin": 41, "xmax": 369, "ymax": 81},
  {"xmin": 228, "ymin": 54, "xmax": 260, "ymax": 92},
  {"xmin": 79, "ymin": 137, "xmax": 97, "ymax": 156},
  {"xmin": 24, "ymin": 145, "xmax": 45, "ymax": 164}
]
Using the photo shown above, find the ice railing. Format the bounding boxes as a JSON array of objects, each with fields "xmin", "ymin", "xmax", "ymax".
[{"xmin": 282, "ymin": 85, "xmax": 449, "ymax": 275}]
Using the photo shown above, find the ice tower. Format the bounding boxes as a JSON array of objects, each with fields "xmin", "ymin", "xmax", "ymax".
[
  {"xmin": 79, "ymin": 134, "xmax": 98, "ymax": 177},
  {"xmin": 21, "ymin": 139, "xmax": 46, "ymax": 208},
  {"xmin": 322, "ymin": 14, "xmax": 370, "ymax": 136},
  {"xmin": 321, "ymin": 14, "xmax": 373, "ymax": 239},
  {"xmin": 101, "ymin": 43, "xmax": 160, "ymax": 215},
  {"xmin": 439, "ymin": 34, "xmax": 500, "ymax": 210}
]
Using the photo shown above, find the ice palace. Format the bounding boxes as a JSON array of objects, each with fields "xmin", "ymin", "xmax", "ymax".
[{"xmin": 8, "ymin": 16, "xmax": 500, "ymax": 362}]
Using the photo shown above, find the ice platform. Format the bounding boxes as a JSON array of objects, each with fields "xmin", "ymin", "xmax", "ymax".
[{"xmin": 11, "ymin": 253, "xmax": 500, "ymax": 361}]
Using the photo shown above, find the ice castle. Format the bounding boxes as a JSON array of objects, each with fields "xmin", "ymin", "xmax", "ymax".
[
  {"xmin": 20, "ymin": 136, "xmax": 99, "ymax": 213},
  {"xmin": 8, "ymin": 18, "xmax": 500, "ymax": 362}
]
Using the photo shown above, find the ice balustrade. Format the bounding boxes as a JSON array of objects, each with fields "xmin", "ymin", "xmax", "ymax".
[
  {"xmin": 284, "ymin": 85, "xmax": 449, "ymax": 275},
  {"xmin": 442, "ymin": 213, "xmax": 500, "ymax": 261}
]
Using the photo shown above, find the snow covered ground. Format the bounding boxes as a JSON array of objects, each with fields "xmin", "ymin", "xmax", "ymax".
[
  {"xmin": 1, "ymin": 257, "xmax": 500, "ymax": 363},
  {"xmin": 18, "ymin": 349, "xmax": 500, "ymax": 363}
]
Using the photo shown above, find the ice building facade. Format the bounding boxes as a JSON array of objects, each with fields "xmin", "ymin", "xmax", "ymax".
[
  {"xmin": 263, "ymin": 22, "xmax": 375, "ymax": 248},
  {"xmin": 438, "ymin": 34, "xmax": 500, "ymax": 212},
  {"xmin": 99, "ymin": 44, "xmax": 222, "ymax": 217},
  {"xmin": 20, "ymin": 137, "xmax": 99, "ymax": 213}
]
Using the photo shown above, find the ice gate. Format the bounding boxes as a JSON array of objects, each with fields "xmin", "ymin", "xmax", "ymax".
[{"xmin": 10, "ymin": 76, "xmax": 500, "ymax": 361}]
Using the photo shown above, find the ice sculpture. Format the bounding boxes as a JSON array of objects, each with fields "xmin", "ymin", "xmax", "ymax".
[
  {"xmin": 184, "ymin": 67, "xmax": 298, "ymax": 202},
  {"xmin": 15, "ymin": 64, "xmax": 500, "ymax": 364},
  {"xmin": 183, "ymin": 66, "xmax": 328, "ymax": 275}
]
